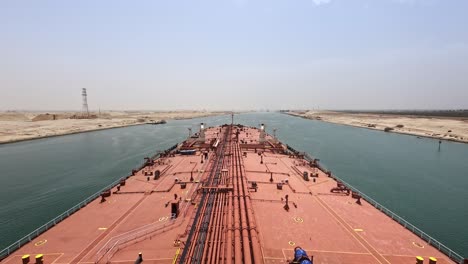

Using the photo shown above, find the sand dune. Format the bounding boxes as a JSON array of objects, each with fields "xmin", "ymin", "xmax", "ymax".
[
  {"xmin": 0, "ymin": 111, "xmax": 227, "ymax": 144},
  {"xmin": 288, "ymin": 111, "xmax": 468, "ymax": 143}
]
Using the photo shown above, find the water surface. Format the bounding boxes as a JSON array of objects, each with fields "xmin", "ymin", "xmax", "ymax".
[{"xmin": 1, "ymin": 112, "xmax": 467, "ymax": 257}]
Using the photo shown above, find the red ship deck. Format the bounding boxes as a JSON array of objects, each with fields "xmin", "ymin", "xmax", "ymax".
[{"xmin": 1, "ymin": 124, "xmax": 457, "ymax": 264}]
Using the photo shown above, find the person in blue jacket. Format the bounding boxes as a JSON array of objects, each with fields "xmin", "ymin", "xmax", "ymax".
[{"xmin": 293, "ymin": 246, "xmax": 313, "ymax": 264}]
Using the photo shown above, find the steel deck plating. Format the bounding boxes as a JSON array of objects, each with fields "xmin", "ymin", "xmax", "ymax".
[{"xmin": 1, "ymin": 124, "xmax": 460, "ymax": 264}]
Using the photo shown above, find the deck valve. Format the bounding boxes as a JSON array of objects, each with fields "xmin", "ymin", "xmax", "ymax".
[{"xmin": 135, "ymin": 252, "xmax": 143, "ymax": 264}]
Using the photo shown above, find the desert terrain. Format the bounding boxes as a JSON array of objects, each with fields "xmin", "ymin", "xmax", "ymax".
[
  {"xmin": 0, "ymin": 111, "xmax": 227, "ymax": 144},
  {"xmin": 287, "ymin": 110, "xmax": 468, "ymax": 143}
]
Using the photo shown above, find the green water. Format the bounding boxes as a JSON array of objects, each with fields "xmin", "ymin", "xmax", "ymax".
[{"xmin": 0, "ymin": 112, "xmax": 467, "ymax": 257}]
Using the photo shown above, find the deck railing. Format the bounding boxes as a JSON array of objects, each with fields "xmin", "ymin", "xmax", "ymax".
[
  {"xmin": 0, "ymin": 149, "xmax": 165, "ymax": 260},
  {"xmin": 0, "ymin": 176, "xmax": 124, "ymax": 260},
  {"xmin": 335, "ymin": 178, "xmax": 464, "ymax": 263},
  {"xmin": 328, "ymin": 174, "xmax": 465, "ymax": 262},
  {"xmin": 95, "ymin": 152, "xmax": 213, "ymax": 263},
  {"xmin": 290, "ymin": 145, "xmax": 465, "ymax": 264},
  {"xmin": 94, "ymin": 188, "xmax": 196, "ymax": 263},
  {"xmin": 2, "ymin": 142, "xmax": 465, "ymax": 263}
]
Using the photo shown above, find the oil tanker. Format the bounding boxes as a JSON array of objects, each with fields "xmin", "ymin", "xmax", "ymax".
[{"xmin": 1, "ymin": 122, "xmax": 465, "ymax": 264}]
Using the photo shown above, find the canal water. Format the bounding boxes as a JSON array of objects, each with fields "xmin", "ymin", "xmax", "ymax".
[{"xmin": 0, "ymin": 112, "xmax": 467, "ymax": 257}]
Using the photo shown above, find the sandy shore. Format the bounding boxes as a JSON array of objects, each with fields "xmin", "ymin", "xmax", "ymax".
[
  {"xmin": 0, "ymin": 111, "xmax": 227, "ymax": 144},
  {"xmin": 287, "ymin": 111, "xmax": 468, "ymax": 143}
]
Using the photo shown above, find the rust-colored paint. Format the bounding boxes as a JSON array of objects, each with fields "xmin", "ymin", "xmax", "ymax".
[{"xmin": 0, "ymin": 125, "xmax": 457, "ymax": 264}]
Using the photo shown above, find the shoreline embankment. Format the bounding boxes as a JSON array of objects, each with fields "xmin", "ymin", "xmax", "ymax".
[
  {"xmin": 0, "ymin": 122, "xmax": 145, "ymax": 145},
  {"xmin": 285, "ymin": 112, "xmax": 468, "ymax": 144},
  {"xmin": 0, "ymin": 112, "xmax": 227, "ymax": 145}
]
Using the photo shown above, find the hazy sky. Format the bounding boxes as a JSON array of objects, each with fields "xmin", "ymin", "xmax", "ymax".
[{"xmin": 1, "ymin": 0, "xmax": 467, "ymax": 111}]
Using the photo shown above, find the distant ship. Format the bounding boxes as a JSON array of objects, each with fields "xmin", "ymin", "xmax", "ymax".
[
  {"xmin": 1, "ymin": 121, "xmax": 465, "ymax": 264},
  {"xmin": 146, "ymin": 119, "xmax": 167, "ymax": 125}
]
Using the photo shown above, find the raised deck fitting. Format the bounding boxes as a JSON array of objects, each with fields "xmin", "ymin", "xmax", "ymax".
[
  {"xmin": 198, "ymin": 123, "xmax": 206, "ymax": 143},
  {"xmin": 0, "ymin": 124, "xmax": 465, "ymax": 264},
  {"xmin": 259, "ymin": 123, "xmax": 266, "ymax": 144}
]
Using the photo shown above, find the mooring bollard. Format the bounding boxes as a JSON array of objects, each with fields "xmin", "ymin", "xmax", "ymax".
[
  {"xmin": 415, "ymin": 256, "xmax": 423, "ymax": 264},
  {"xmin": 22, "ymin": 255, "xmax": 30, "ymax": 264},
  {"xmin": 35, "ymin": 254, "xmax": 43, "ymax": 264}
]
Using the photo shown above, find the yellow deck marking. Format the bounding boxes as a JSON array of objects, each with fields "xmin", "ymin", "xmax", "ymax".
[
  {"xmin": 354, "ymin": 228, "xmax": 364, "ymax": 232},
  {"xmin": 50, "ymin": 253, "xmax": 65, "ymax": 264},
  {"xmin": 14, "ymin": 253, "xmax": 64, "ymax": 256},
  {"xmin": 382, "ymin": 253, "xmax": 445, "ymax": 258},
  {"xmin": 98, "ymin": 227, "xmax": 107, "ymax": 230},
  {"xmin": 12, "ymin": 253, "xmax": 67, "ymax": 264},
  {"xmin": 102, "ymin": 258, "xmax": 173, "ymax": 263},
  {"xmin": 314, "ymin": 196, "xmax": 389, "ymax": 264},
  {"xmin": 34, "ymin": 239, "xmax": 47, "ymax": 246},
  {"xmin": 293, "ymin": 217, "xmax": 304, "ymax": 223},
  {"xmin": 282, "ymin": 248, "xmax": 371, "ymax": 255},
  {"xmin": 412, "ymin": 241, "xmax": 425, "ymax": 248},
  {"xmin": 14, "ymin": 252, "xmax": 65, "ymax": 264},
  {"xmin": 172, "ymin": 248, "xmax": 181, "ymax": 264}
]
